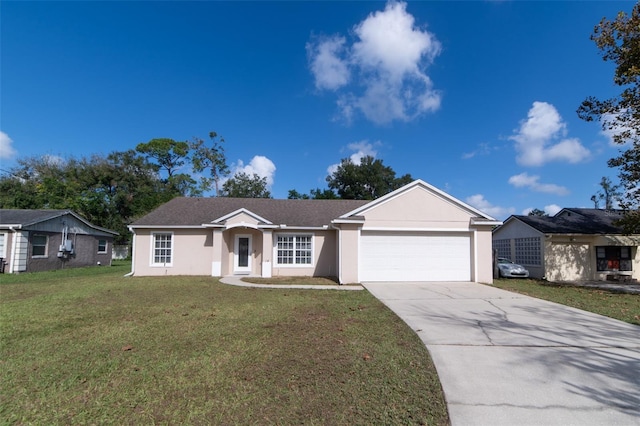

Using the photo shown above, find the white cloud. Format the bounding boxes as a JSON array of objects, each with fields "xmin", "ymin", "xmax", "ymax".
[
  {"xmin": 508, "ymin": 172, "xmax": 569, "ymax": 196},
  {"xmin": 544, "ymin": 204, "xmax": 562, "ymax": 216},
  {"xmin": 465, "ymin": 194, "xmax": 515, "ymax": 219},
  {"xmin": 509, "ymin": 102, "xmax": 590, "ymax": 166},
  {"xmin": 327, "ymin": 140, "xmax": 379, "ymax": 175},
  {"xmin": 307, "ymin": 35, "xmax": 350, "ymax": 91},
  {"xmin": 0, "ymin": 131, "xmax": 17, "ymax": 160},
  {"xmin": 231, "ymin": 155, "xmax": 276, "ymax": 187},
  {"xmin": 308, "ymin": 1, "xmax": 442, "ymax": 125}
]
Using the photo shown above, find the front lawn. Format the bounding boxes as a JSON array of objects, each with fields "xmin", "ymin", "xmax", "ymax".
[
  {"xmin": 492, "ymin": 278, "xmax": 640, "ymax": 325},
  {"xmin": 0, "ymin": 263, "xmax": 449, "ymax": 425}
]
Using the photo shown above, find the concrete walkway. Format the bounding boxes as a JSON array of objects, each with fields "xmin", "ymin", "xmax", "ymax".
[{"xmin": 362, "ymin": 281, "xmax": 640, "ymax": 426}]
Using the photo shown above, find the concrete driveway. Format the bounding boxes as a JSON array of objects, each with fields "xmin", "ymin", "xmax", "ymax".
[{"xmin": 362, "ymin": 281, "xmax": 640, "ymax": 426}]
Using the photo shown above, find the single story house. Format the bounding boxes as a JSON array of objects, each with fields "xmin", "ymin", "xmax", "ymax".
[
  {"xmin": 0, "ymin": 209, "xmax": 118, "ymax": 273},
  {"xmin": 492, "ymin": 208, "xmax": 640, "ymax": 282},
  {"xmin": 128, "ymin": 179, "xmax": 501, "ymax": 284}
]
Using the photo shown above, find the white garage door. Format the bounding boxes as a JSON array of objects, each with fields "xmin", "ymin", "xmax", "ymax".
[{"xmin": 360, "ymin": 231, "xmax": 471, "ymax": 282}]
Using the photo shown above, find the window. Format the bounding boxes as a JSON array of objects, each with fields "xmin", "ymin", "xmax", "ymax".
[
  {"xmin": 514, "ymin": 237, "xmax": 541, "ymax": 266},
  {"xmin": 597, "ymin": 246, "xmax": 632, "ymax": 272},
  {"xmin": 98, "ymin": 239, "xmax": 107, "ymax": 253},
  {"xmin": 152, "ymin": 233, "xmax": 172, "ymax": 266},
  {"xmin": 493, "ymin": 239, "xmax": 511, "ymax": 260},
  {"xmin": 32, "ymin": 235, "xmax": 48, "ymax": 257},
  {"xmin": 276, "ymin": 234, "xmax": 312, "ymax": 265}
]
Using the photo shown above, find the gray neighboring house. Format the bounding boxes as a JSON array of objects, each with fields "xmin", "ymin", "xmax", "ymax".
[
  {"xmin": 0, "ymin": 209, "xmax": 118, "ymax": 273},
  {"xmin": 493, "ymin": 208, "xmax": 640, "ymax": 282}
]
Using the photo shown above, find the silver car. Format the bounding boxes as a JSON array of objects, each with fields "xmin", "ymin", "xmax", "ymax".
[{"xmin": 497, "ymin": 258, "xmax": 529, "ymax": 278}]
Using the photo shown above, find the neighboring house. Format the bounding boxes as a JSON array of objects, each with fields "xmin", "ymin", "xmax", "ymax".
[
  {"xmin": 0, "ymin": 209, "xmax": 118, "ymax": 273},
  {"xmin": 492, "ymin": 208, "xmax": 640, "ymax": 282},
  {"xmin": 128, "ymin": 180, "xmax": 501, "ymax": 284}
]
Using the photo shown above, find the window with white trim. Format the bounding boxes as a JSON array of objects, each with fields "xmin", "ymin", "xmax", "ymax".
[
  {"xmin": 98, "ymin": 239, "xmax": 107, "ymax": 254},
  {"xmin": 152, "ymin": 233, "xmax": 173, "ymax": 266},
  {"xmin": 276, "ymin": 234, "xmax": 312, "ymax": 265},
  {"xmin": 32, "ymin": 235, "xmax": 48, "ymax": 257}
]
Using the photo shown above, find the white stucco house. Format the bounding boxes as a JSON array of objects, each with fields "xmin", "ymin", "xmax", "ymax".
[
  {"xmin": 493, "ymin": 208, "xmax": 640, "ymax": 282},
  {"xmin": 128, "ymin": 180, "xmax": 501, "ymax": 284}
]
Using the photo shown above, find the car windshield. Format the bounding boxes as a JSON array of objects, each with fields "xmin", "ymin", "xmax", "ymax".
[{"xmin": 498, "ymin": 258, "xmax": 514, "ymax": 264}]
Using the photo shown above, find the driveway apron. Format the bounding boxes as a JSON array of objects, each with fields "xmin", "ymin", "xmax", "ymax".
[{"xmin": 362, "ymin": 281, "xmax": 640, "ymax": 426}]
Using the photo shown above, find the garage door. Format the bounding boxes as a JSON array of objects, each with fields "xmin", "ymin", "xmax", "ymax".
[{"xmin": 360, "ymin": 231, "xmax": 471, "ymax": 282}]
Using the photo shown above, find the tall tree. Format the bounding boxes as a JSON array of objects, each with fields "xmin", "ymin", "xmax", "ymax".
[
  {"xmin": 326, "ymin": 156, "xmax": 413, "ymax": 200},
  {"xmin": 577, "ymin": 3, "xmax": 640, "ymax": 231},
  {"xmin": 136, "ymin": 138, "xmax": 197, "ymax": 196},
  {"xmin": 220, "ymin": 172, "xmax": 272, "ymax": 198},
  {"xmin": 190, "ymin": 131, "xmax": 229, "ymax": 196},
  {"xmin": 590, "ymin": 176, "xmax": 622, "ymax": 209}
]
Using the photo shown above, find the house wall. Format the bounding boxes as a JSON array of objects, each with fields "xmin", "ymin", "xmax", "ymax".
[
  {"xmin": 473, "ymin": 227, "xmax": 494, "ymax": 284},
  {"xmin": 132, "ymin": 228, "xmax": 212, "ymax": 276},
  {"xmin": 26, "ymin": 231, "xmax": 114, "ymax": 272},
  {"xmin": 336, "ymin": 224, "xmax": 361, "ymax": 284},
  {"xmin": 361, "ymin": 185, "xmax": 474, "ymax": 230},
  {"xmin": 544, "ymin": 236, "xmax": 592, "ymax": 282},
  {"xmin": 270, "ymin": 230, "xmax": 337, "ymax": 278}
]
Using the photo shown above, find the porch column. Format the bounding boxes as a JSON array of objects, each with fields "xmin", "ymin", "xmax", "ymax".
[
  {"xmin": 261, "ymin": 230, "xmax": 273, "ymax": 278},
  {"xmin": 211, "ymin": 229, "xmax": 223, "ymax": 276}
]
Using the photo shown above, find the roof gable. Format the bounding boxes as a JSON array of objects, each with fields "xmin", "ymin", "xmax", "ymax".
[{"xmin": 340, "ymin": 179, "xmax": 497, "ymax": 222}]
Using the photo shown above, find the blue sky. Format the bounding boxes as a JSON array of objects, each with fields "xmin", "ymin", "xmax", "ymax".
[{"xmin": 1, "ymin": 1, "xmax": 633, "ymax": 220}]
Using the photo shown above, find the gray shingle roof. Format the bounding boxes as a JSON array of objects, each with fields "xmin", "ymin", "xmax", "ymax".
[
  {"xmin": 0, "ymin": 209, "xmax": 118, "ymax": 235},
  {"xmin": 130, "ymin": 197, "xmax": 370, "ymax": 228},
  {"xmin": 511, "ymin": 208, "xmax": 628, "ymax": 234},
  {"xmin": 0, "ymin": 209, "xmax": 74, "ymax": 226}
]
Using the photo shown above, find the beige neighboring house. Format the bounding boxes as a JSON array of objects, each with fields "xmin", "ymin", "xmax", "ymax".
[
  {"xmin": 493, "ymin": 208, "xmax": 640, "ymax": 282},
  {"xmin": 0, "ymin": 209, "xmax": 117, "ymax": 273},
  {"xmin": 128, "ymin": 180, "xmax": 500, "ymax": 284}
]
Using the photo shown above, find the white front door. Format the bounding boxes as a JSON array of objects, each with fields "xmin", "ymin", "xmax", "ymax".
[{"xmin": 234, "ymin": 235, "xmax": 252, "ymax": 274}]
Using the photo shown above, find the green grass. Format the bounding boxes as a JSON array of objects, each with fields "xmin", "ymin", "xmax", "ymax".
[
  {"xmin": 492, "ymin": 278, "xmax": 640, "ymax": 325},
  {"xmin": 0, "ymin": 263, "xmax": 449, "ymax": 425}
]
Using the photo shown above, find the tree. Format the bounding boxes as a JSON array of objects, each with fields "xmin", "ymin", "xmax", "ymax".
[
  {"xmin": 220, "ymin": 172, "xmax": 271, "ymax": 198},
  {"xmin": 287, "ymin": 189, "xmax": 310, "ymax": 199},
  {"xmin": 577, "ymin": 3, "xmax": 640, "ymax": 231},
  {"xmin": 190, "ymin": 131, "xmax": 229, "ymax": 196},
  {"xmin": 326, "ymin": 156, "xmax": 413, "ymax": 200},
  {"xmin": 287, "ymin": 188, "xmax": 339, "ymax": 199},
  {"xmin": 528, "ymin": 208, "xmax": 548, "ymax": 217},
  {"xmin": 590, "ymin": 176, "xmax": 622, "ymax": 209},
  {"xmin": 136, "ymin": 138, "xmax": 198, "ymax": 196}
]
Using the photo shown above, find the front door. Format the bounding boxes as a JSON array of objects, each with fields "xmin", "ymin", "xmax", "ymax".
[{"xmin": 234, "ymin": 235, "xmax": 252, "ymax": 274}]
